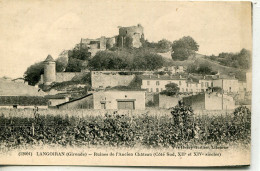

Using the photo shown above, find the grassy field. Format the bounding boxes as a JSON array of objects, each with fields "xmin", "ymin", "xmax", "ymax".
[{"xmin": 0, "ymin": 105, "xmax": 250, "ymax": 150}]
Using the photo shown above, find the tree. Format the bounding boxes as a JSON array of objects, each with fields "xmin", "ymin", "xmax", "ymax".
[
  {"xmin": 171, "ymin": 36, "xmax": 199, "ymax": 61},
  {"xmin": 65, "ymin": 58, "xmax": 83, "ymax": 72},
  {"xmin": 157, "ymin": 39, "xmax": 172, "ymax": 53},
  {"xmin": 69, "ymin": 46, "xmax": 91, "ymax": 61},
  {"xmin": 160, "ymin": 83, "xmax": 180, "ymax": 96},
  {"xmin": 56, "ymin": 56, "xmax": 68, "ymax": 72},
  {"xmin": 196, "ymin": 63, "xmax": 213, "ymax": 75},
  {"xmin": 24, "ymin": 62, "xmax": 44, "ymax": 85}
]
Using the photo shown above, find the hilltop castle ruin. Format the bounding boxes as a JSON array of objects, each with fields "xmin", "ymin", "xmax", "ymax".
[{"xmin": 80, "ymin": 24, "xmax": 144, "ymax": 56}]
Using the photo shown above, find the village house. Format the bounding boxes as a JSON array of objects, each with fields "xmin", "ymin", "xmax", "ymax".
[
  {"xmin": 183, "ymin": 92, "xmax": 235, "ymax": 111},
  {"xmin": 45, "ymin": 94, "xmax": 70, "ymax": 108},
  {"xmin": 93, "ymin": 90, "xmax": 145, "ymax": 110},
  {"xmin": 157, "ymin": 66, "xmax": 185, "ymax": 74},
  {"xmin": 212, "ymin": 76, "xmax": 239, "ymax": 93},
  {"xmin": 140, "ymin": 75, "xmax": 202, "ymax": 94},
  {"xmin": 0, "ymin": 96, "xmax": 48, "ymax": 109},
  {"xmin": 56, "ymin": 94, "xmax": 94, "ymax": 109},
  {"xmin": 56, "ymin": 90, "xmax": 145, "ymax": 110}
]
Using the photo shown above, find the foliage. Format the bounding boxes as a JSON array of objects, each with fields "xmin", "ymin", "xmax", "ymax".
[
  {"xmin": 187, "ymin": 63, "xmax": 216, "ymax": 75},
  {"xmin": 24, "ymin": 62, "xmax": 44, "ymax": 85},
  {"xmin": 208, "ymin": 87, "xmax": 222, "ymax": 93},
  {"xmin": 206, "ymin": 49, "xmax": 251, "ymax": 70},
  {"xmin": 68, "ymin": 46, "xmax": 91, "ymax": 61},
  {"xmin": 171, "ymin": 36, "xmax": 199, "ymax": 61},
  {"xmin": 146, "ymin": 101, "xmax": 155, "ymax": 107},
  {"xmin": 156, "ymin": 39, "xmax": 172, "ymax": 53},
  {"xmin": 64, "ymin": 46, "xmax": 91, "ymax": 72},
  {"xmin": 88, "ymin": 50, "xmax": 164, "ymax": 71},
  {"xmin": 65, "ymin": 58, "xmax": 83, "ymax": 72},
  {"xmin": 0, "ymin": 106, "xmax": 251, "ymax": 148},
  {"xmin": 56, "ymin": 56, "xmax": 68, "ymax": 72},
  {"xmin": 160, "ymin": 83, "xmax": 180, "ymax": 96}
]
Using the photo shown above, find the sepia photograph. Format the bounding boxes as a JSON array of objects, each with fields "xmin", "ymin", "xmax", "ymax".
[{"xmin": 0, "ymin": 0, "xmax": 252, "ymax": 166}]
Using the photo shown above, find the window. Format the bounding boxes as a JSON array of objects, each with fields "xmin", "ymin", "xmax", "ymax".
[
  {"xmin": 101, "ymin": 102, "xmax": 106, "ymax": 109},
  {"xmin": 190, "ymin": 89, "xmax": 193, "ymax": 92},
  {"xmin": 151, "ymin": 88, "xmax": 153, "ymax": 92},
  {"xmin": 156, "ymin": 81, "xmax": 160, "ymax": 85},
  {"xmin": 201, "ymin": 82, "xmax": 204, "ymax": 87},
  {"xmin": 186, "ymin": 88, "xmax": 188, "ymax": 92},
  {"xmin": 205, "ymin": 82, "xmax": 209, "ymax": 87},
  {"xmin": 156, "ymin": 88, "xmax": 159, "ymax": 92},
  {"xmin": 182, "ymin": 88, "xmax": 184, "ymax": 92},
  {"xmin": 161, "ymin": 88, "xmax": 163, "ymax": 92},
  {"xmin": 196, "ymin": 83, "xmax": 198, "ymax": 87},
  {"xmin": 186, "ymin": 83, "xmax": 189, "ymax": 87},
  {"xmin": 179, "ymin": 81, "xmax": 181, "ymax": 85},
  {"xmin": 147, "ymin": 81, "xmax": 150, "ymax": 85},
  {"xmin": 147, "ymin": 88, "xmax": 149, "ymax": 92}
]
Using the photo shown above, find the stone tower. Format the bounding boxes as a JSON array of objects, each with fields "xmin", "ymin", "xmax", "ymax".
[
  {"xmin": 43, "ymin": 55, "xmax": 56, "ymax": 85},
  {"xmin": 118, "ymin": 24, "xmax": 144, "ymax": 48}
]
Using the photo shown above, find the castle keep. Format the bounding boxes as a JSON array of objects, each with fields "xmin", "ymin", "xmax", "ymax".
[{"xmin": 118, "ymin": 24, "xmax": 144, "ymax": 48}]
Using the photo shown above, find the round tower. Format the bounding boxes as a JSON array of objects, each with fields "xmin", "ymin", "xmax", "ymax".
[{"xmin": 43, "ymin": 54, "xmax": 56, "ymax": 85}]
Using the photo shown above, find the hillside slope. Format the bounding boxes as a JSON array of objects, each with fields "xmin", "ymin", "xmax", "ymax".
[{"xmin": 161, "ymin": 53, "xmax": 246, "ymax": 80}]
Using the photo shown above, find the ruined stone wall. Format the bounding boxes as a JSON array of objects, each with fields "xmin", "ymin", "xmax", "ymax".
[
  {"xmin": 106, "ymin": 37, "xmax": 116, "ymax": 48},
  {"xmin": 159, "ymin": 94, "xmax": 180, "ymax": 109},
  {"xmin": 183, "ymin": 94, "xmax": 205, "ymax": 110},
  {"xmin": 91, "ymin": 72, "xmax": 135, "ymax": 89},
  {"xmin": 55, "ymin": 72, "xmax": 81, "ymax": 83}
]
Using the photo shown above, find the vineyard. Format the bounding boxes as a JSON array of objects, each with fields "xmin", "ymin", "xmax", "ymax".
[{"xmin": 0, "ymin": 105, "xmax": 251, "ymax": 150}]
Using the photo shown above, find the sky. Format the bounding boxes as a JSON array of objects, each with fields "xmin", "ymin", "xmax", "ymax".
[{"xmin": 0, "ymin": 0, "xmax": 252, "ymax": 78}]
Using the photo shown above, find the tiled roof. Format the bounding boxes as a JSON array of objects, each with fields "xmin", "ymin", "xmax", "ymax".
[
  {"xmin": 139, "ymin": 75, "xmax": 187, "ymax": 80},
  {"xmin": 44, "ymin": 94, "xmax": 67, "ymax": 99},
  {"xmin": 0, "ymin": 96, "xmax": 48, "ymax": 106},
  {"xmin": 56, "ymin": 94, "xmax": 93, "ymax": 107}
]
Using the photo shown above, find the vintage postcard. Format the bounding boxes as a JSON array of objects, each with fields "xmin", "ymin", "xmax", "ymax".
[{"xmin": 0, "ymin": 0, "xmax": 252, "ymax": 166}]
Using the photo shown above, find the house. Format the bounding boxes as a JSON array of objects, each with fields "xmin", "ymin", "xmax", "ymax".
[
  {"xmin": 0, "ymin": 96, "xmax": 48, "ymax": 109},
  {"xmin": 45, "ymin": 94, "xmax": 70, "ymax": 108},
  {"xmin": 93, "ymin": 90, "xmax": 145, "ymax": 110},
  {"xmin": 212, "ymin": 76, "xmax": 239, "ymax": 93},
  {"xmin": 183, "ymin": 93, "xmax": 235, "ymax": 111},
  {"xmin": 140, "ymin": 75, "xmax": 202, "ymax": 94},
  {"xmin": 57, "ymin": 90, "xmax": 146, "ymax": 110},
  {"xmin": 56, "ymin": 94, "xmax": 94, "ymax": 109}
]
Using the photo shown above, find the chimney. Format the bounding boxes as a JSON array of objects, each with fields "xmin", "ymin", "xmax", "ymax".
[
  {"xmin": 179, "ymin": 75, "xmax": 182, "ymax": 79},
  {"xmin": 157, "ymin": 74, "xmax": 160, "ymax": 78}
]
